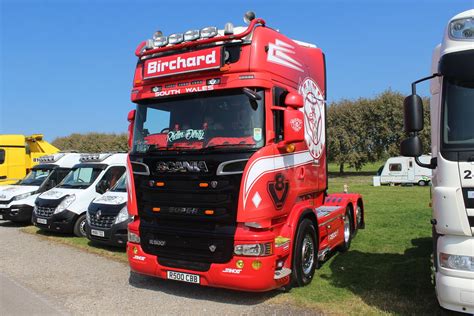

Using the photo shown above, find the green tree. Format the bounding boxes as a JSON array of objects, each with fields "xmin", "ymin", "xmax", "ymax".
[{"xmin": 52, "ymin": 133, "xmax": 129, "ymax": 152}]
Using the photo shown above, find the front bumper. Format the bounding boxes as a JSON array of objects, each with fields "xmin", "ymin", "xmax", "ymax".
[
  {"xmin": 127, "ymin": 242, "xmax": 289, "ymax": 292},
  {"xmin": 85, "ymin": 221, "xmax": 129, "ymax": 247},
  {"xmin": 436, "ymin": 234, "xmax": 474, "ymax": 313},
  {"xmin": 32, "ymin": 210, "xmax": 77, "ymax": 234},
  {"xmin": 0, "ymin": 204, "xmax": 33, "ymax": 222}
]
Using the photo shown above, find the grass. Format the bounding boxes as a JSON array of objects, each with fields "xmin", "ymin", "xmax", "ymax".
[{"xmin": 20, "ymin": 171, "xmax": 452, "ymax": 315}]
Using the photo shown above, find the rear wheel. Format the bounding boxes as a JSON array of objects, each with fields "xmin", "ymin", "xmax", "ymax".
[
  {"xmin": 418, "ymin": 180, "xmax": 427, "ymax": 186},
  {"xmin": 73, "ymin": 214, "xmax": 87, "ymax": 237},
  {"xmin": 356, "ymin": 203, "xmax": 363, "ymax": 228},
  {"xmin": 291, "ymin": 218, "xmax": 317, "ymax": 287},
  {"xmin": 339, "ymin": 207, "xmax": 353, "ymax": 252}
]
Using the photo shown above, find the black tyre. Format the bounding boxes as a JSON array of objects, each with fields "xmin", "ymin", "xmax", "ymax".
[
  {"xmin": 339, "ymin": 207, "xmax": 353, "ymax": 252},
  {"xmin": 418, "ymin": 180, "xmax": 427, "ymax": 186},
  {"xmin": 291, "ymin": 218, "xmax": 318, "ymax": 287},
  {"xmin": 73, "ymin": 214, "xmax": 87, "ymax": 237},
  {"xmin": 356, "ymin": 203, "xmax": 363, "ymax": 229}
]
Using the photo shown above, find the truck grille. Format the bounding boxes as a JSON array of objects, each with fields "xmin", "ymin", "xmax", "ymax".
[
  {"xmin": 36, "ymin": 206, "xmax": 55, "ymax": 218},
  {"xmin": 89, "ymin": 215, "xmax": 116, "ymax": 229}
]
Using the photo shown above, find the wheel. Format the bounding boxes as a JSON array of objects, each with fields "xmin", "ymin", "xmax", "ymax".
[
  {"xmin": 418, "ymin": 180, "xmax": 427, "ymax": 186},
  {"xmin": 291, "ymin": 218, "xmax": 317, "ymax": 287},
  {"xmin": 356, "ymin": 204, "xmax": 363, "ymax": 228},
  {"xmin": 73, "ymin": 213, "xmax": 87, "ymax": 237},
  {"xmin": 339, "ymin": 207, "xmax": 353, "ymax": 252}
]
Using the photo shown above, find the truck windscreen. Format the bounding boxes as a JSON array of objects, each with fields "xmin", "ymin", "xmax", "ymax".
[
  {"xmin": 18, "ymin": 169, "xmax": 51, "ymax": 186},
  {"xmin": 132, "ymin": 89, "xmax": 265, "ymax": 153},
  {"xmin": 443, "ymin": 79, "xmax": 474, "ymax": 149}
]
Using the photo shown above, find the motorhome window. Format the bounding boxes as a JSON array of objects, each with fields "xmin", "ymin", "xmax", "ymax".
[
  {"xmin": 389, "ymin": 163, "xmax": 402, "ymax": 172},
  {"xmin": 0, "ymin": 149, "xmax": 4, "ymax": 164},
  {"xmin": 18, "ymin": 168, "xmax": 51, "ymax": 186},
  {"xmin": 58, "ymin": 167, "xmax": 102, "ymax": 189},
  {"xmin": 442, "ymin": 79, "xmax": 474, "ymax": 149},
  {"xmin": 409, "ymin": 161, "xmax": 413, "ymax": 168},
  {"xmin": 101, "ymin": 166, "xmax": 126, "ymax": 191},
  {"xmin": 132, "ymin": 89, "xmax": 265, "ymax": 153}
]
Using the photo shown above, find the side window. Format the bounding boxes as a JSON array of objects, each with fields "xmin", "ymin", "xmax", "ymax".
[
  {"xmin": 272, "ymin": 86, "xmax": 288, "ymax": 143},
  {"xmin": 389, "ymin": 163, "xmax": 402, "ymax": 172},
  {"xmin": 100, "ymin": 166, "xmax": 126, "ymax": 191},
  {"xmin": 409, "ymin": 161, "xmax": 413, "ymax": 168},
  {"xmin": 0, "ymin": 149, "xmax": 5, "ymax": 164}
]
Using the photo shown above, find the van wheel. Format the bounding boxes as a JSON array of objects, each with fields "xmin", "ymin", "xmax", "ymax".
[
  {"xmin": 73, "ymin": 214, "xmax": 87, "ymax": 237},
  {"xmin": 418, "ymin": 180, "xmax": 427, "ymax": 186},
  {"xmin": 339, "ymin": 207, "xmax": 353, "ymax": 252},
  {"xmin": 291, "ymin": 218, "xmax": 317, "ymax": 287}
]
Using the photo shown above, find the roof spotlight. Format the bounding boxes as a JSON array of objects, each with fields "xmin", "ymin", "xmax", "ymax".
[
  {"xmin": 244, "ymin": 11, "xmax": 256, "ymax": 25},
  {"xmin": 200, "ymin": 26, "xmax": 218, "ymax": 38},
  {"xmin": 224, "ymin": 22, "xmax": 234, "ymax": 35},
  {"xmin": 168, "ymin": 33, "xmax": 184, "ymax": 44},
  {"xmin": 184, "ymin": 29, "xmax": 200, "ymax": 41}
]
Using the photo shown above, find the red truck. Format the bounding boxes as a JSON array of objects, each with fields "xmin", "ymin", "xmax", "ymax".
[{"xmin": 126, "ymin": 12, "xmax": 364, "ymax": 291}]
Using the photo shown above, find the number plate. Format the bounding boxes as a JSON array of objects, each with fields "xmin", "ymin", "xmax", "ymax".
[
  {"xmin": 37, "ymin": 218, "xmax": 47, "ymax": 224},
  {"xmin": 166, "ymin": 271, "xmax": 200, "ymax": 284},
  {"xmin": 91, "ymin": 229, "xmax": 105, "ymax": 237}
]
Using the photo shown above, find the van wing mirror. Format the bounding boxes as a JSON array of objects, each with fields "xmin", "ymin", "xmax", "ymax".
[
  {"xmin": 281, "ymin": 108, "xmax": 305, "ymax": 145},
  {"xmin": 403, "ymin": 94, "xmax": 424, "ymax": 133}
]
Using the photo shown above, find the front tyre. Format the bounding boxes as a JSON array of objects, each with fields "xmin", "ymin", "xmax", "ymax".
[
  {"xmin": 291, "ymin": 218, "xmax": 317, "ymax": 287},
  {"xmin": 73, "ymin": 214, "xmax": 87, "ymax": 237}
]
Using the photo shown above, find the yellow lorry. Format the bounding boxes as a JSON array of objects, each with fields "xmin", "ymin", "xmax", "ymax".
[{"xmin": 0, "ymin": 134, "xmax": 59, "ymax": 185}]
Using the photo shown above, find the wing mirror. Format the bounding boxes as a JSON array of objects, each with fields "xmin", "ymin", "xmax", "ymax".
[{"xmin": 284, "ymin": 92, "xmax": 304, "ymax": 109}]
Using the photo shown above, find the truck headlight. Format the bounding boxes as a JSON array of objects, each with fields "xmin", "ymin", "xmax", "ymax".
[
  {"xmin": 54, "ymin": 195, "xmax": 75, "ymax": 214},
  {"xmin": 449, "ymin": 17, "xmax": 474, "ymax": 40},
  {"xmin": 440, "ymin": 253, "xmax": 474, "ymax": 271},
  {"xmin": 128, "ymin": 231, "xmax": 140, "ymax": 243},
  {"xmin": 115, "ymin": 207, "xmax": 130, "ymax": 224},
  {"xmin": 13, "ymin": 192, "xmax": 33, "ymax": 201},
  {"xmin": 234, "ymin": 243, "xmax": 272, "ymax": 257}
]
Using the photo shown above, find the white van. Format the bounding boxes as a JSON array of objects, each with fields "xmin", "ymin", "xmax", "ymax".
[
  {"xmin": 0, "ymin": 153, "xmax": 82, "ymax": 222},
  {"xmin": 32, "ymin": 153, "xmax": 127, "ymax": 236},
  {"xmin": 377, "ymin": 155, "xmax": 432, "ymax": 186}
]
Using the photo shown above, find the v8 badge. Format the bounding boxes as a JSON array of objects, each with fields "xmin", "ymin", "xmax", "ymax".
[{"xmin": 267, "ymin": 173, "xmax": 289, "ymax": 209}]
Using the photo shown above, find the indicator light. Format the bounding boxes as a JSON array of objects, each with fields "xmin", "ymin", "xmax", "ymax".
[
  {"xmin": 133, "ymin": 246, "xmax": 138, "ymax": 254},
  {"xmin": 199, "ymin": 182, "xmax": 209, "ymax": 188},
  {"xmin": 236, "ymin": 260, "xmax": 244, "ymax": 269},
  {"xmin": 152, "ymin": 207, "xmax": 161, "ymax": 212},
  {"xmin": 204, "ymin": 210, "xmax": 214, "ymax": 215},
  {"xmin": 251, "ymin": 260, "xmax": 262, "ymax": 270},
  {"xmin": 156, "ymin": 182, "xmax": 165, "ymax": 187},
  {"xmin": 286, "ymin": 144, "xmax": 296, "ymax": 153}
]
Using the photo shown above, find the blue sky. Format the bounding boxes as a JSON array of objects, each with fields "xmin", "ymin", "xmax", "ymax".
[{"xmin": 1, "ymin": 0, "xmax": 472, "ymax": 140}]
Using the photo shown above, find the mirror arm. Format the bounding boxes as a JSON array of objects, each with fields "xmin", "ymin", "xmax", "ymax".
[
  {"xmin": 411, "ymin": 73, "xmax": 441, "ymax": 95},
  {"xmin": 415, "ymin": 156, "xmax": 437, "ymax": 170}
]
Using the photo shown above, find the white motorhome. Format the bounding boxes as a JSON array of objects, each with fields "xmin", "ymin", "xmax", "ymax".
[
  {"xmin": 401, "ymin": 10, "xmax": 474, "ymax": 314},
  {"xmin": 378, "ymin": 155, "xmax": 432, "ymax": 186},
  {"xmin": 0, "ymin": 153, "xmax": 82, "ymax": 222},
  {"xmin": 32, "ymin": 153, "xmax": 127, "ymax": 237}
]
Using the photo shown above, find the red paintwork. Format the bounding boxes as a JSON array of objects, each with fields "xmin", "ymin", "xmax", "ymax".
[{"xmin": 127, "ymin": 15, "xmax": 364, "ymax": 291}]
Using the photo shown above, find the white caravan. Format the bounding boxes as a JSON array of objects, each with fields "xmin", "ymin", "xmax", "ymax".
[
  {"xmin": 378, "ymin": 155, "xmax": 432, "ymax": 186},
  {"xmin": 0, "ymin": 153, "xmax": 82, "ymax": 222},
  {"xmin": 32, "ymin": 153, "xmax": 127, "ymax": 237},
  {"xmin": 401, "ymin": 10, "xmax": 474, "ymax": 314}
]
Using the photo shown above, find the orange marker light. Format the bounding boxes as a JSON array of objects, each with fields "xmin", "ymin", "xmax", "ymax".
[
  {"xmin": 156, "ymin": 182, "xmax": 165, "ymax": 187},
  {"xmin": 152, "ymin": 207, "xmax": 161, "ymax": 212},
  {"xmin": 199, "ymin": 182, "xmax": 209, "ymax": 188},
  {"xmin": 204, "ymin": 210, "xmax": 214, "ymax": 215}
]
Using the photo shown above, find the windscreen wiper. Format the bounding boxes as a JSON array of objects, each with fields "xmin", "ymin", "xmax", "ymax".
[{"xmin": 204, "ymin": 143, "xmax": 256, "ymax": 150}]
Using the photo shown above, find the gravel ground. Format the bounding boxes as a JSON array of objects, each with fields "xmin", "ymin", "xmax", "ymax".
[{"xmin": 0, "ymin": 222, "xmax": 321, "ymax": 315}]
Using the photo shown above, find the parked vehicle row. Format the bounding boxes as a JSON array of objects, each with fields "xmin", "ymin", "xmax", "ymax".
[{"xmin": 0, "ymin": 152, "xmax": 129, "ymax": 247}]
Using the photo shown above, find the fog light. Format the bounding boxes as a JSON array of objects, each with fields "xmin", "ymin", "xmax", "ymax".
[
  {"xmin": 236, "ymin": 260, "xmax": 244, "ymax": 269},
  {"xmin": 286, "ymin": 144, "xmax": 296, "ymax": 153},
  {"xmin": 252, "ymin": 260, "xmax": 262, "ymax": 270}
]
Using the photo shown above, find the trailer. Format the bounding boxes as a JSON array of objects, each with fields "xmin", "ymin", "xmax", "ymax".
[
  {"xmin": 126, "ymin": 11, "xmax": 364, "ymax": 291},
  {"xmin": 401, "ymin": 9, "xmax": 474, "ymax": 314},
  {"xmin": 377, "ymin": 155, "xmax": 432, "ymax": 186}
]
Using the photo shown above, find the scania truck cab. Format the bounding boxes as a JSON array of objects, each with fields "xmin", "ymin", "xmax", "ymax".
[
  {"xmin": 33, "ymin": 153, "xmax": 127, "ymax": 237},
  {"xmin": 0, "ymin": 153, "xmax": 81, "ymax": 222},
  {"xmin": 126, "ymin": 12, "xmax": 364, "ymax": 292},
  {"xmin": 0, "ymin": 134, "xmax": 59, "ymax": 185},
  {"xmin": 401, "ymin": 10, "xmax": 474, "ymax": 313},
  {"xmin": 85, "ymin": 173, "xmax": 131, "ymax": 247}
]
